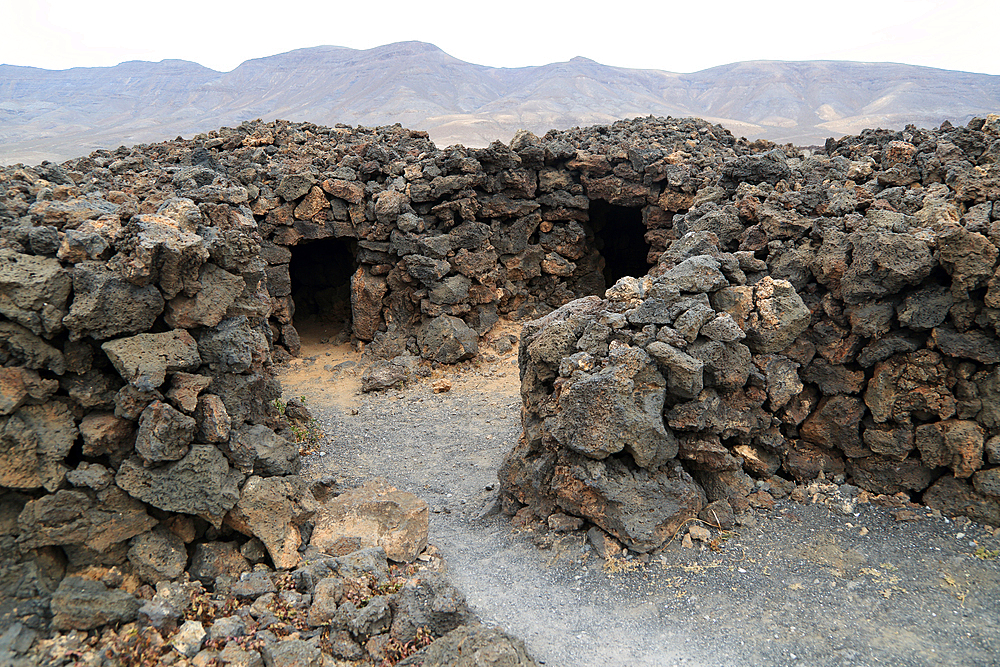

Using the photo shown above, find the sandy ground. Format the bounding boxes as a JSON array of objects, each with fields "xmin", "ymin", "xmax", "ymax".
[{"xmin": 278, "ymin": 319, "xmax": 1000, "ymax": 667}]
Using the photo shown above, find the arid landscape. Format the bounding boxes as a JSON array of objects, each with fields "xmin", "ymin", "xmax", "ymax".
[{"xmin": 3, "ymin": 41, "xmax": 1000, "ymax": 164}]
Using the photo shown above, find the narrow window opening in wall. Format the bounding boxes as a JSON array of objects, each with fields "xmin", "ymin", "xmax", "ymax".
[
  {"xmin": 289, "ymin": 237, "xmax": 357, "ymax": 341},
  {"xmin": 589, "ymin": 199, "xmax": 650, "ymax": 286}
]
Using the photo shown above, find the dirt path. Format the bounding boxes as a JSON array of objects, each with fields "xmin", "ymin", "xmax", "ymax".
[{"xmin": 279, "ymin": 321, "xmax": 1000, "ymax": 667}]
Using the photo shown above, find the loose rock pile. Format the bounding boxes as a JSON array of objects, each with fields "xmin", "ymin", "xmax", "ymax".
[
  {"xmin": 500, "ymin": 116, "xmax": 1000, "ymax": 553},
  {"xmin": 19, "ymin": 546, "xmax": 535, "ymax": 667}
]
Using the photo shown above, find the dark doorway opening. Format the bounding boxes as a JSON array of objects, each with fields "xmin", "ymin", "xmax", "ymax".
[
  {"xmin": 289, "ymin": 237, "xmax": 357, "ymax": 336},
  {"xmin": 589, "ymin": 199, "xmax": 650, "ymax": 286}
]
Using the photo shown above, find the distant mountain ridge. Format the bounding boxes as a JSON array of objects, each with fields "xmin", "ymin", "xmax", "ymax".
[{"xmin": 2, "ymin": 41, "xmax": 999, "ymax": 165}]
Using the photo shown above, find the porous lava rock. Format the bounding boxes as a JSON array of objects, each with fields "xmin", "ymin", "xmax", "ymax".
[{"xmin": 1, "ymin": 112, "xmax": 1000, "ymax": 652}]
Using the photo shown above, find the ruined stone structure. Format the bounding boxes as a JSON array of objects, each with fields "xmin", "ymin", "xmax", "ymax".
[
  {"xmin": 500, "ymin": 117, "xmax": 1000, "ymax": 552},
  {"xmin": 0, "ymin": 113, "xmax": 999, "ymax": 648}
]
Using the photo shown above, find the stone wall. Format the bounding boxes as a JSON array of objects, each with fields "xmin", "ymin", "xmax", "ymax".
[
  {"xmin": 0, "ymin": 115, "xmax": 737, "ymax": 634},
  {"xmin": 1, "ymin": 112, "xmax": 999, "ymax": 633},
  {"xmin": 500, "ymin": 116, "xmax": 1000, "ymax": 553}
]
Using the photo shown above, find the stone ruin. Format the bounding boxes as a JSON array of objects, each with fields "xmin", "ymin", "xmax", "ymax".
[
  {"xmin": 0, "ymin": 112, "xmax": 999, "ymax": 659},
  {"xmin": 500, "ymin": 116, "xmax": 1000, "ymax": 553}
]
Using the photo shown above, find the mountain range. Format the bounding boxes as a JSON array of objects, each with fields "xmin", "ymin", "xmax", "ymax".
[{"xmin": 2, "ymin": 41, "xmax": 999, "ymax": 165}]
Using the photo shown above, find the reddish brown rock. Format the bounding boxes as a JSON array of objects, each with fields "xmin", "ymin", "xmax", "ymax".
[
  {"xmin": 165, "ymin": 372, "xmax": 212, "ymax": 413},
  {"xmin": 322, "ymin": 178, "xmax": 365, "ymax": 204},
  {"xmin": 915, "ymin": 420, "xmax": 985, "ymax": 478},
  {"xmin": 863, "ymin": 421, "xmax": 914, "ymax": 461},
  {"xmin": 293, "ymin": 186, "xmax": 330, "ymax": 220},
  {"xmin": 79, "ymin": 412, "xmax": 135, "ymax": 462},
  {"xmin": 865, "ymin": 350, "xmax": 956, "ymax": 424},
  {"xmin": 195, "ymin": 394, "xmax": 231, "ymax": 443},
  {"xmin": 310, "ymin": 478, "xmax": 429, "ymax": 563},
  {"xmin": 0, "ymin": 367, "xmax": 58, "ymax": 416},
  {"xmin": 783, "ymin": 441, "xmax": 846, "ymax": 481},
  {"xmin": 800, "ymin": 395, "xmax": 868, "ymax": 458},
  {"xmin": 924, "ymin": 475, "xmax": 1000, "ymax": 526}
]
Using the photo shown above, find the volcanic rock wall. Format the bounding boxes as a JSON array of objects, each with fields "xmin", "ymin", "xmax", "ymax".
[
  {"xmin": 500, "ymin": 116, "xmax": 1000, "ymax": 553},
  {"xmin": 0, "ymin": 112, "xmax": 999, "ymax": 632},
  {"xmin": 0, "ymin": 115, "xmax": 735, "ymax": 632}
]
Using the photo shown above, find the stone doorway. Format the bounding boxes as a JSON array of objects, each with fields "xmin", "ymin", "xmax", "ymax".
[
  {"xmin": 588, "ymin": 199, "xmax": 650, "ymax": 286},
  {"xmin": 289, "ymin": 237, "xmax": 358, "ymax": 339}
]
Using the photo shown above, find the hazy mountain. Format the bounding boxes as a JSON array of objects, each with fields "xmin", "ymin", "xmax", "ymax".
[{"xmin": 2, "ymin": 41, "xmax": 999, "ymax": 165}]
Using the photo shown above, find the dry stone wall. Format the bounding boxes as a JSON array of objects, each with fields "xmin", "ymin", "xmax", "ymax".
[
  {"xmin": 500, "ymin": 116, "xmax": 1000, "ymax": 553},
  {"xmin": 0, "ymin": 112, "xmax": 999, "ymax": 640},
  {"xmin": 0, "ymin": 115, "xmax": 735, "ymax": 639}
]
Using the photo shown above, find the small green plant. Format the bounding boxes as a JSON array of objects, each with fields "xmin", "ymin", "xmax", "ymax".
[
  {"xmin": 273, "ymin": 398, "xmax": 325, "ymax": 455},
  {"xmin": 381, "ymin": 626, "xmax": 434, "ymax": 666},
  {"xmin": 183, "ymin": 586, "xmax": 240, "ymax": 626},
  {"xmin": 107, "ymin": 626, "xmax": 165, "ymax": 667},
  {"xmin": 343, "ymin": 573, "xmax": 406, "ymax": 608},
  {"xmin": 974, "ymin": 546, "xmax": 1000, "ymax": 560}
]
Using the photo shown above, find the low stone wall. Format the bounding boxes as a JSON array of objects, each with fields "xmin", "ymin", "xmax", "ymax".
[
  {"xmin": 0, "ymin": 112, "xmax": 999, "ymax": 638},
  {"xmin": 500, "ymin": 117, "xmax": 1000, "ymax": 552}
]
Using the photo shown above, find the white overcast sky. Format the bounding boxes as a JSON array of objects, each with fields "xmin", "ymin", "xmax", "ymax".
[{"xmin": 1, "ymin": 0, "xmax": 997, "ymax": 75}]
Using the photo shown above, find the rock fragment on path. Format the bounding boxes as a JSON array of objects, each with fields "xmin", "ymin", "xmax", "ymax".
[{"xmin": 310, "ymin": 478, "xmax": 429, "ymax": 562}]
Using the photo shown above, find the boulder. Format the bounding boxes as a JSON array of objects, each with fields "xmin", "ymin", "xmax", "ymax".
[
  {"xmin": 127, "ymin": 528, "xmax": 188, "ymax": 584},
  {"xmin": 742, "ymin": 277, "xmax": 811, "ymax": 354},
  {"xmin": 79, "ymin": 412, "xmax": 135, "ymax": 463},
  {"xmin": 50, "ymin": 577, "xmax": 140, "ymax": 631},
  {"xmin": 195, "ymin": 394, "xmax": 232, "ymax": 443},
  {"xmin": 847, "ymin": 456, "xmax": 934, "ymax": 495},
  {"xmin": 224, "ymin": 424, "xmax": 300, "ymax": 477},
  {"xmin": 189, "ymin": 542, "xmax": 251, "ymax": 587},
  {"xmin": 550, "ymin": 454, "xmax": 704, "ymax": 553},
  {"xmin": 0, "ymin": 249, "xmax": 71, "ymax": 337},
  {"xmin": 924, "ymin": 475, "xmax": 1000, "ymax": 527},
  {"xmin": 226, "ymin": 475, "xmax": 317, "ymax": 570},
  {"xmin": 113, "ymin": 214, "xmax": 209, "ymax": 299},
  {"xmin": 549, "ymin": 344, "xmax": 675, "ymax": 469},
  {"xmin": 17, "ymin": 486, "xmax": 156, "ymax": 552},
  {"xmin": 800, "ymin": 396, "xmax": 868, "ymax": 458},
  {"xmin": 361, "ymin": 360, "xmax": 409, "ymax": 392},
  {"xmin": 196, "ymin": 317, "xmax": 268, "ymax": 374},
  {"xmin": 261, "ymin": 639, "xmax": 322, "ymax": 667},
  {"xmin": 645, "ymin": 341, "xmax": 704, "ymax": 399},
  {"xmin": 351, "ymin": 267, "xmax": 388, "ymax": 341},
  {"xmin": 915, "ymin": 420, "xmax": 985, "ymax": 478},
  {"xmin": 841, "ymin": 231, "xmax": 934, "ymax": 304},
  {"xmin": 165, "ymin": 372, "xmax": 212, "ymax": 413},
  {"xmin": 164, "ymin": 263, "xmax": 245, "ymax": 328},
  {"xmin": 63, "ymin": 261, "xmax": 165, "ymax": 340},
  {"xmin": 116, "ymin": 445, "xmax": 243, "ymax": 526},
  {"xmin": 102, "ymin": 330, "xmax": 201, "ymax": 392},
  {"xmin": 310, "ymin": 478, "xmax": 429, "ymax": 563},
  {"xmin": 0, "ymin": 321, "xmax": 66, "ymax": 374},
  {"xmin": 397, "ymin": 624, "xmax": 538, "ymax": 667},
  {"xmin": 865, "ymin": 350, "xmax": 956, "ymax": 424},
  {"xmin": 418, "ymin": 315, "xmax": 478, "ymax": 363},
  {"xmin": 0, "ymin": 401, "xmax": 77, "ymax": 491},
  {"xmin": 134, "ymin": 400, "xmax": 198, "ymax": 465}
]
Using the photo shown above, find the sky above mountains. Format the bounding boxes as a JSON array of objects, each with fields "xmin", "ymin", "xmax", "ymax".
[{"xmin": 2, "ymin": 0, "xmax": 997, "ymax": 75}]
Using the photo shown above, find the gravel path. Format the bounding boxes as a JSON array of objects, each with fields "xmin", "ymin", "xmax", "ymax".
[{"xmin": 279, "ymin": 329, "xmax": 1000, "ymax": 667}]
